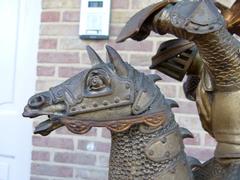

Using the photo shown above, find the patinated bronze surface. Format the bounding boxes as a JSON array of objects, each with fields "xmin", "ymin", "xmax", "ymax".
[
  {"xmin": 23, "ymin": 0, "xmax": 240, "ymax": 179},
  {"xmin": 118, "ymin": 0, "xmax": 240, "ymax": 179},
  {"xmin": 23, "ymin": 46, "xmax": 196, "ymax": 179}
]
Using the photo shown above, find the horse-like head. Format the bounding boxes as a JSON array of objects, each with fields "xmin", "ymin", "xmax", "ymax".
[{"xmin": 23, "ymin": 46, "xmax": 169, "ymax": 136}]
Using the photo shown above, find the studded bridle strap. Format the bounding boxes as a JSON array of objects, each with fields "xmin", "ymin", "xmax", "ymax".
[{"xmin": 60, "ymin": 110, "xmax": 168, "ymax": 134}]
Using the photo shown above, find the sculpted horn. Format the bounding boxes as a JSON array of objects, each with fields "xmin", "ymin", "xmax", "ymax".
[
  {"xmin": 86, "ymin": 45, "xmax": 104, "ymax": 65},
  {"xmin": 105, "ymin": 45, "xmax": 128, "ymax": 77}
]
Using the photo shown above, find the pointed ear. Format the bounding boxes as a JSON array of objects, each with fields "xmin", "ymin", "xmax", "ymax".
[
  {"xmin": 86, "ymin": 46, "xmax": 104, "ymax": 65},
  {"xmin": 105, "ymin": 45, "xmax": 128, "ymax": 77}
]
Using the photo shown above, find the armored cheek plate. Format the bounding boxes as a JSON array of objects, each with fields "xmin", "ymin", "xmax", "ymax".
[
  {"xmin": 49, "ymin": 70, "xmax": 87, "ymax": 106},
  {"xmin": 68, "ymin": 77, "xmax": 134, "ymax": 115}
]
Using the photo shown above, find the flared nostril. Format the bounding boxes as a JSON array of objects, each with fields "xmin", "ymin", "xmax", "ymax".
[{"xmin": 28, "ymin": 95, "xmax": 45, "ymax": 108}]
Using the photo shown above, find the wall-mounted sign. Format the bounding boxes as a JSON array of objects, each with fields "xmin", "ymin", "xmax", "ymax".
[{"xmin": 79, "ymin": 0, "xmax": 111, "ymax": 40}]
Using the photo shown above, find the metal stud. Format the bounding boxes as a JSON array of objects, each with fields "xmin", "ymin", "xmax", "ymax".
[
  {"xmin": 169, "ymin": 167, "xmax": 176, "ymax": 174},
  {"xmin": 149, "ymin": 150, "xmax": 154, "ymax": 156},
  {"xmin": 161, "ymin": 137, "xmax": 167, "ymax": 144},
  {"xmin": 103, "ymin": 101, "xmax": 109, "ymax": 106},
  {"xmin": 71, "ymin": 107, "xmax": 76, "ymax": 112},
  {"xmin": 165, "ymin": 151, "xmax": 170, "ymax": 158},
  {"xmin": 125, "ymin": 83, "xmax": 130, "ymax": 89},
  {"xmin": 209, "ymin": 26, "xmax": 214, "ymax": 30},
  {"xmin": 135, "ymin": 105, "xmax": 140, "ymax": 111},
  {"xmin": 114, "ymin": 97, "xmax": 120, "ymax": 103},
  {"xmin": 125, "ymin": 95, "xmax": 131, "ymax": 100},
  {"xmin": 194, "ymin": 26, "xmax": 199, "ymax": 31},
  {"xmin": 93, "ymin": 102, "xmax": 98, "ymax": 107}
]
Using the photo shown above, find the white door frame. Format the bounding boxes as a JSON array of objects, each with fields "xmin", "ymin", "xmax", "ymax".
[
  {"xmin": 0, "ymin": 0, "xmax": 41, "ymax": 179},
  {"xmin": 15, "ymin": 0, "xmax": 41, "ymax": 179}
]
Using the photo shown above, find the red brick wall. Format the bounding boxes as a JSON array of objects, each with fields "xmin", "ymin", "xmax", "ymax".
[{"xmin": 31, "ymin": 0, "xmax": 217, "ymax": 179}]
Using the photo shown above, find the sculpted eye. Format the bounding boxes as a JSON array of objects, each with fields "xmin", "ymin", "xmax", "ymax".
[
  {"xmin": 85, "ymin": 69, "xmax": 112, "ymax": 97},
  {"xmin": 88, "ymin": 76, "xmax": 106, "ymax": 90}
]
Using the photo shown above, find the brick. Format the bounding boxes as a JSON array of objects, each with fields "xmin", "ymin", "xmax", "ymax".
[
  {"xmin": 39, "ymin": 39, "xmax": 57, "ymax": 49},
  {"xmin": 42, "ymin": 0, "xmax": 80, "ymax": 9},
  {"xmin": 56, "ymin": 127, "xmax": 97, "ymax": 136},
  {"xmin": 32, "ymin": 151, "xmax": 50, "ymax": 161},
  {"xmin": 37, "ymin": 66, "xmax": 55, "ymax": 76},
  {"xmin": 41, "ymin": 11, "xmax": 60, "ymax": 22},
  {"xmin": 75, "ymin": 168, "xmax": 108, "ymax": 180},
  {"xmin": 33, "ymin": 136, "xmax": 74, "ymax": 150},
  {"xmin": 153, "ymin": 70, "xmax": 179, "ymax": 83},
  {"xmin": 131, "ymin": 0, "xmax": 158, "ymax": 9},
  {"xmin": 129, "ymin": 54, "xmax": 152, "ymax": 67},
  {"xmin": 178, "ymin": 83, "xmax": 188, "ymax": 99},
  {"xmin": 138, "ymin": 68, "xmax": 152, "ymax": 75},
  {"xmin": 173, "ymin": 100, "xmax": 198, "ymax": 115},
  {"xmin": 112, "ymin": 0, "xmax": 129, "ymax": 9},
  {"xmin": 81, "ymin": 52, "xmax": 97, "ymax": 65},
  {"xmin": 31, "ymin": 163, "xmax": 73, "ymax": 177},
  {"xmin": 30, "ymin": 177, "xmax": 48, "ymax": 180},
  {"xmin": 58, "ymin": 67, "xmax": 82, "ymax": 78},
  {"xmin": 38, "ymin": 52, "xmax": 79, "ymax": 63},
  {"xmin": 59, "ymin": 38, "xmax": 107, "ymax": 50},
  {"xmin": 59, "ymin": 38, "xmax": 85, "ymax": 50},
  {"xmin": 54, "ymin": 152, "xmax": 96, "ymax": 165},
  {"xmin": 110, "ymin": 25, "xmax": 124, "ymax": 36},
  {"xmin": 157, "ymin": 83, "xmax": 177, "ymax": 98},
  {"xmin": 36, "ymin": 80, "xmax": 62, "ymax": 91},
  {"xmin": 40, "ymin": 24, "xmax": 79, "ymax": 36},
  {"xmin": 101, "ymin": 128, "xmax": 111, "ymax": 139},
  {"xmin": 80, "ymin": 51, "xmax": 128, "ymax": 65},
  {"xmin": 204, "ymin": 133, "xmax": 217, "ymax": 147},
  {"xmin": 111, "ymin": 10, "xmax": 135, "ymax": 24},
  {"xmin": 183, "ymin": 133, "xmax": 201, "ymax": 146},
  {"xmin": 78, "ymin": 140, "xmax": 111, "ymax": 153},
  {"xmin": 185, "ymin": 147, "xmax": 214, "ymax": 162},
  {"xmin": 63, "ymin": 11, "xmax": 80, "ymax": 22},
  {"xmin": 109, "ymin": 40, "xmax": 153, "ymax": 52},
  {"xmin": 98, "ymin": 155, "xmax": 109, "ymax": 167},
  {"xmin": 176, "ymin": 115, "xmax": 204, "ymax": 131}
]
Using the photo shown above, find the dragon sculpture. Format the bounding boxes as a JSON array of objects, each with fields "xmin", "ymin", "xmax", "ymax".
[
  {"xmin": 117, "ymin": 0, "xmax": 240, "ymax": 179},
  {"xmin": 23, "ymin": 46, "xmax": 196, "ymax": 179}
]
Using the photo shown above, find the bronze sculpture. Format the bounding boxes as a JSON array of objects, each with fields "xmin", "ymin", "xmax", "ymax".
[
  {"xmin": 23, "ymin": 45, "xmax": 197, "ymax": 179},
  {"xmin": 117, "ymin": 0, "xmax": 240, "ymax": 179},
  {"xmin": 23, "ymin": 0, "xmax": 240, "ymax": 179}
]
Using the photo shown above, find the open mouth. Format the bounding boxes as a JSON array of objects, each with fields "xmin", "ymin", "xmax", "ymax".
[
  {"xmin": 22, "ymin": 106, "xmax": 65, "ymax": 136},
  {"xmin": 33, "ymin": 115, "xmax": 64, "ymax": 136}
]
